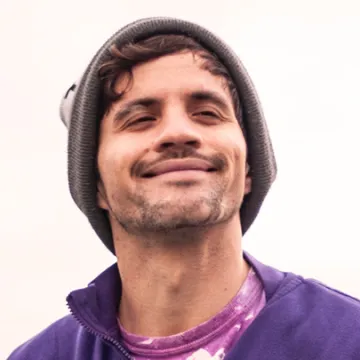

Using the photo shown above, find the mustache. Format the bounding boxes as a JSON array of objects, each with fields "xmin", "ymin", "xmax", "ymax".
[{"xmin": 133, "ymin": 148, "xmax": 227, "ymax": 177}]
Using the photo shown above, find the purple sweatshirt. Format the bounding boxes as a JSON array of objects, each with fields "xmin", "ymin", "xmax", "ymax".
[{"xmin": 8, "ymin": 253, "xmax": 360, "ymax": 359}]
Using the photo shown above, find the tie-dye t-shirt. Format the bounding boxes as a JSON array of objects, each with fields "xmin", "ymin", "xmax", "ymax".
[{"xmin": 119, "ymin": 268, "xmax": 266, "ymax": 360}]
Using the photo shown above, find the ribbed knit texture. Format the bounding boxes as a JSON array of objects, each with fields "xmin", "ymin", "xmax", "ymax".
[{"xmin": 60, "ymin": 17, "xmax": 277, "ymax": 254}]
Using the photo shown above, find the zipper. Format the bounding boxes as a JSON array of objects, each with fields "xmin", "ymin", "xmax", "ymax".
[{"xmin": 67, "ymin": 301, "xmax": 134, "ymax": 360}]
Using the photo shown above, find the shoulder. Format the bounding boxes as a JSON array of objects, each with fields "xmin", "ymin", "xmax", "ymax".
[
  {"xmin": 7, "ymin": 315, "xmax": 84, "ymax": 360},
  {"xmin": 275, "ymin": 273, "xmax": 360, "ymax": 325},
  {"xmin": 300, "ymin": 277, "xmax": 360, "ymax": 313},
  {"xmin": 280, "ymin": 275, "xmax": 360, "ymax": 353},
  {"xmin": 254, "ymin": 273, "xmax": 360, "ymax": 358},
  {"xmin": 303, "ymin": 277, "xmax": 360, "ymax": 333}
]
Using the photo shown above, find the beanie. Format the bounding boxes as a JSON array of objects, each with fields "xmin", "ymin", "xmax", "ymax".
[{"xmin": 59, "ymin": 17, "xmax": 277, "ymax": 254}]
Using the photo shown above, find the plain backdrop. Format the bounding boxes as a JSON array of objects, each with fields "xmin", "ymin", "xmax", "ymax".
[{"xmin": 1, "ymin": 0, "xmax": 360, "ymax": 358}]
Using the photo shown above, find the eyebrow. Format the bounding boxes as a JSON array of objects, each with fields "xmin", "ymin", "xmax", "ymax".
[{"xmin": 112, "ymin": 90, "xmax": 230, "ymax": 122}]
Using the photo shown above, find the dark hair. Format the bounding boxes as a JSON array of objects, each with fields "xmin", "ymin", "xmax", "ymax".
[{"xmin": 97, "ymin": 34, "xmax": 242, "ymax": 122}]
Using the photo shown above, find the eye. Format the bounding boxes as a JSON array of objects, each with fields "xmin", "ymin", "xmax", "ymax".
[
  {"xmin": 193, "ymin": 110, "xmax": 221, "ymax": 123},
  {"xmin": 195, "ymin": 111, "xmax": 218, "ymax": 117},
  {"xmin": 128, "ymin": 116, "xmax": 156, "ymax": 126},
  {"xmin": 134, "ymin": 116, "xmax": 155, "ymax": 123}
]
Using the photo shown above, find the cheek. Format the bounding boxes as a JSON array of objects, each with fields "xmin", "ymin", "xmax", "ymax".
[
  {"xmin": 97, "ymin": 139, "xmax": 133, "ymax": 187},
  {"xmin": 233, "ymin": 150, "xmax": 246, "ymax": 182},
  {"xmin": 218, "ymin": 136, "xmax": 247, "ymax": 195},
  {"xmin": 219, "ymin": 128, "xmax": 247, "ymax": 169}
]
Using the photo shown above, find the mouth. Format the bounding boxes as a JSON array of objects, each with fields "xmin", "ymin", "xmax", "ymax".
[{"xmin": 141, "ymin": 159, "xmax": 218, "ymax": 178}]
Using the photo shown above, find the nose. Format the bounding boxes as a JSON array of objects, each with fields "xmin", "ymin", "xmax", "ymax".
[{"xmin": 152, "ymin": 112, "xmax": 202, "ymax": 153}]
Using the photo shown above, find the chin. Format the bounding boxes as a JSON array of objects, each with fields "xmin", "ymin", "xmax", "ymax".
[
  {"xmin": 155, "ymin": 199, "xmax": 222, "ymax": 226},
  {"xmin": 113, "ymin": 187, "xmax": 237, "ymax": 233}
]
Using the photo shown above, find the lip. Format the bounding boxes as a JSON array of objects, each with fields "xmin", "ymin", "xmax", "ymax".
[{"xmin": 141, "ymin": 159, "xmax": 217, "ymax": 178}]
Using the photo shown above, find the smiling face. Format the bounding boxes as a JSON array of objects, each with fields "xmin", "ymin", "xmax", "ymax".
[{"xmin": 97, "ymin": 52, "xmax": 251, "ymax": 237}]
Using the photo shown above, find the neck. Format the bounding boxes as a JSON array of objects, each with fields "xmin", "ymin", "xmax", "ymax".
[{"xmin": 112, "ymin": 214, "xmax": 249, "ymax": 337}]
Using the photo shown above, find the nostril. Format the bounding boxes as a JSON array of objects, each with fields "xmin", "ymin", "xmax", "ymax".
[
  {"xmin": 161, "ymin": 142, "xmax": 175, "ymax": 149},
  {"xmin": 160, "ymin": 140, "xmax": 199, "ymax": 150},
  {"xmin": 185, "ymin": 140, "xmax": 198, "ymax": 146}
]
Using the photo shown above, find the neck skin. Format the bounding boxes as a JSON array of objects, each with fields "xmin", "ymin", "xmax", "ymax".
[{"xmin": 111, "ymin": 213, "xmax": 249, "ymax": 337}]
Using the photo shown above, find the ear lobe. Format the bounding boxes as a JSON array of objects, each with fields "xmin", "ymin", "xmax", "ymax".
[
  {"xmin": 97, "ymin": 181, "xmax": 109, "ymax": 210},
  {"xmin": 244, "ymin": 163, "xmax": 252, "ymax": 195},
  {"xmin": 244, "ymin": 176, "xmax": 252, "ymax": 195}
]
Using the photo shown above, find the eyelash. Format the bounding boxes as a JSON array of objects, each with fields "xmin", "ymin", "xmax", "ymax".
[{"xmin": 130, "ymin": 116, "xmax": 156, "ymax": 125}]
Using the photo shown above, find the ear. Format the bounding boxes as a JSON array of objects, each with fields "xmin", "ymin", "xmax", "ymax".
[
  {"xmin": 97, "ymin": 179, "xmax": 109, "ymax": 210},
  {"xmin": 244, "ymin": 163, "xmax": 252, "ymax": 195}
]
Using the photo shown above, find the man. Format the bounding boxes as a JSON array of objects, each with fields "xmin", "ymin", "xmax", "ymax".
[{"xmin": 8, "ymin": 17, "xmax": 360, "ymax": 360}]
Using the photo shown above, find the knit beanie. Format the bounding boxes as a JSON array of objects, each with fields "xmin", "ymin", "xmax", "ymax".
[{"xmin": 59, "ymin": 17, "xmax": 277, "ymax": 254}]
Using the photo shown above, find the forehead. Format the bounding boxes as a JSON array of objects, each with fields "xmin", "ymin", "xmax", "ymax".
[{"xmin": 115, "ymin": 52, "xmax": 232, "ymax": 102}]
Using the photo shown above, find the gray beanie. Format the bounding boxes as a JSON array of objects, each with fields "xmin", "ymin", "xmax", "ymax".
[{"xmin": 60, "ymin": 17, "xmax": 277, "ymax": 254}]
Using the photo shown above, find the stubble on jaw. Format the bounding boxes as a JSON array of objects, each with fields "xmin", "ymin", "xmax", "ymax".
[{"xmin": 107, "ymin": 175, "xmax": 242, "ymax": 248}]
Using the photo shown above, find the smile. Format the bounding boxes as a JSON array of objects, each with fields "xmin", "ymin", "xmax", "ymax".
[{"xmin": 141, "ymin": 159, "xmax": 217, "ymax": 178}]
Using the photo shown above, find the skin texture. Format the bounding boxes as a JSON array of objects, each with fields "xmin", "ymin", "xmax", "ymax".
[{"xmin": 97, "ymin": 52, "xmax": 252, "ymax": 337}]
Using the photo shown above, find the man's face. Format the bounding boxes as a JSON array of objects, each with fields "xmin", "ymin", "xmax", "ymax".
[{"xmin": 97, "ymin": 52, "xmax": 251, "ymax": 236}]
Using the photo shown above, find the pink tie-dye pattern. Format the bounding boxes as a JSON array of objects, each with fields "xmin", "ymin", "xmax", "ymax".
[{"xmin": 119, "ymin": 268, "xmax": 266, "ymax": 360}]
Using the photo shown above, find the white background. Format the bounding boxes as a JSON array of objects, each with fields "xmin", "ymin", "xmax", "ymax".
[{"xmin": 1, "ymin": 0, "xmax": 360, "ymax": 358}]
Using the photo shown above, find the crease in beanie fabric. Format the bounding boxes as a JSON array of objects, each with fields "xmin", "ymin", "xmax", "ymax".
[{"xmin": 59, "ymin": 17, "xmax": 277, "ymax": 254}]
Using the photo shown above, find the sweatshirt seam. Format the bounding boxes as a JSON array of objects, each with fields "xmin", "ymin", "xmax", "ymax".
[{"xmin": 267, "ymin": 277, "xmax": 304, "ymax": 305}]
